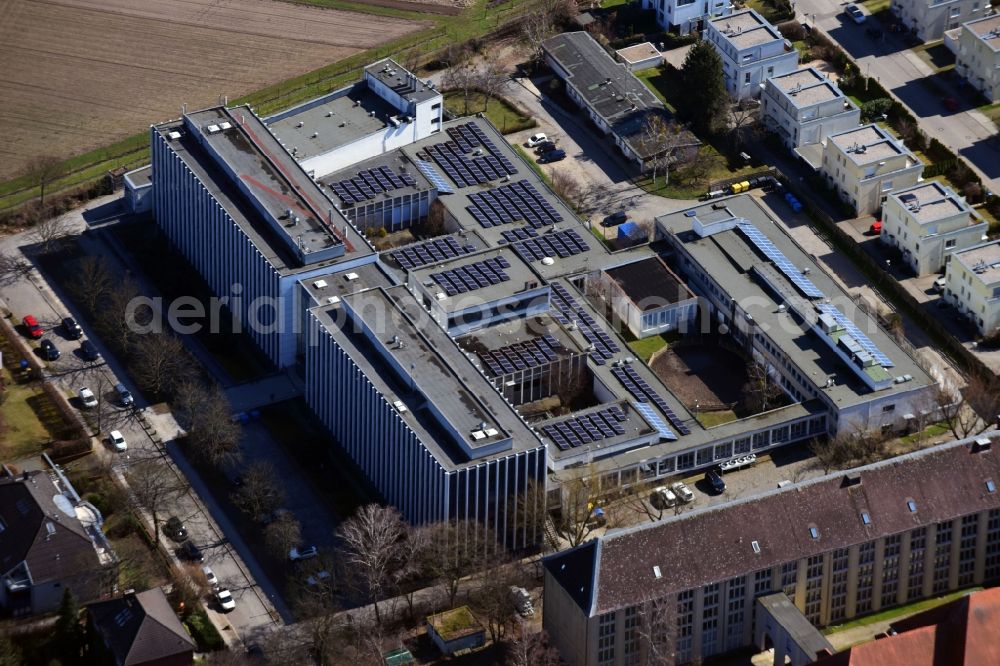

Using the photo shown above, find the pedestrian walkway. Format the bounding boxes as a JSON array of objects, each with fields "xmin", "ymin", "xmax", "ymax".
[{"xmin": 225, "ymin": 370, "xmax": 303, "ymax": 413}]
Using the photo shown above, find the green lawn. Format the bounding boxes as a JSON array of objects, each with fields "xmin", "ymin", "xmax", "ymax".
[
  {"xmin": 980, "ymin": 102, "xmax": 1000, "ymax": 125},
  {"xmin": 628, "ymin": 335, "xmax": 669, "ymax": 363},
  {"xmin": 823, "ymin": 588, "xmax": 979, "ymax": 635},
  {"xmin": 443, "ymin": 90, "xmax": 535, "ymax": 134},
  {"xmin": 899, "ymin": 421, "xmax": 950, "ymax": 445},
  {"xmin": 861, "ymin": 0, "xmax": 890, "ymax": 13},
  {"xmin": 0, "ymin": 374, "xmax": 53, "ymax": 459},
  {"xmin": 696, "ymin": 410, "xmax": 738, "ymax": 428},
  {"xmin": 633, "ymin": 68, "xmax": 679, "ymax": 114},
  {"xmin": 636, "ymin": 145, "xmax": 758, "ymax": 200}
]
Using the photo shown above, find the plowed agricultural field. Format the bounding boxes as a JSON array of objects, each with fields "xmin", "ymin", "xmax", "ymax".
[{"xmin": 0, "ymin": 0, "xmax": 427, "ymax": 179}]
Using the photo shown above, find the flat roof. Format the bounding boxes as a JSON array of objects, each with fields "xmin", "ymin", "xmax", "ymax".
[
  {"xmin": 711, "ymin": 9, "xmax": 783, "ymax": 48},
  {"xmin": 656, "ymin": 195, "xmax": 932, "ymax": 407},
  {"xmin": 769, "ymin": 68, "xmax": 845, "ymax": 107},
  {"xmin": 953, "ymin": 240, "xmax": 1000, "ymax": 285},
  {"xmin": 965, "ymin": 14, "xmax": 1000, "ymax": 49},
  {"xmin": 605, "ymin": 256, "xmax": 694, "ymax": 310},
  {"xmin": 616, "ymin": 42, "xmax": 661, "ymax": 64},
  {"xmin": 124, "ymin": 165, "xmax": 152, "ymax": 188},
  {"xmin": 311, "ymin": 285, "xmax": 543, "ymax": 468},
  {"xmin": 318, "ymin": 148, "xmax": 433, "ymax": 209},
  {"xmin": 364, "ymin": 58, "xmax": 439, "ymax": 104},
  {"xmin": 154, "ymin": 110, "xmax": 371, "ymax": 275},
  {"xmin": 299, "ymin": 262, "xmax": 394, "ymax": 307},
  {"xmin": 542, "ymin": 32, "xmax": 697, "ymax": 159},
  {"xmin": 828, "ymin": 124, "xmax": 910, "ymax": 164},
  {"xmin": 890, "ymin": 182, "xmax": 973, "ymax": 224},
  {"xmin": 757, "ymin": 594, "xmax": 835, "ymax": 657}
]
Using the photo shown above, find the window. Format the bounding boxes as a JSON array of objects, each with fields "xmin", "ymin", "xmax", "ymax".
[
  {"xmin": 988, "ymin": 479, "xmax": 997, "ymax": 493},
  {"xmin": 623, "ymin": 606, "xmax": 641, "ymax": 666},
  {"xmin": 882, "ymin": 404, "xmax": 896, "ymax": 413},
  {"xmin": 809, "ymin": 526, "xmax": 819, "ymax": 539},
  {"xmin": 752, "ymin": 540, "xmax": 761, "ymax": 554},
  {"xmin": 946, "ymin": 238, "xmax": 957, "ymax": 249},
  {"xmin": 744, "ymin": 72, "xmax": 752, "ymax": 85},
  {"xmin": 907, "ymin": 499, "xmax": 917, "ymax": 513},
  {"xmin": 861, "ymin": 511, "xmax": 872, "ymax": 525},
  {"xmin": 598, "ymin": 612, "xmax": 617, "ymax": 666}
]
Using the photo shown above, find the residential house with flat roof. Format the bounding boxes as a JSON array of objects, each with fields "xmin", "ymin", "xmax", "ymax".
[
  {"xmin": 944, "ymin": 240, "xmax": 1000, "ymax": 335},
  {"xmin": 820, "ymin": 124, "xmax": 924, "ymax": 216},
  {"xmin": 955, "ymin": 15, "xmax": 1000, "ymax": 102},
  {"xmin": 542, "ymin": 31, "xmax": 699, "ymax": 170},
  {"xmin": 0, "ymin": 463, "xmax": 118, "ymax": 616},
  {"xmin": 761, "ymin": 68, "xmax": 861, "ymax": 150},
  {"xmin": 704, "ymin": 9, "xmax": 799, "ymax": 100},
  {"xmin": 641, "ymin": 0, "xmax": 732, "ymax": 35},
  {"xmin": 891, "ymin": 0, "xmax": 989, "ymax": 42},
  {"xmin": 543, "ymin": 432, "xmax": 1000, "ymax": 665},
  {"xmin": 880, "ymin": 181, "xmax": 987, "ymax": 275}
]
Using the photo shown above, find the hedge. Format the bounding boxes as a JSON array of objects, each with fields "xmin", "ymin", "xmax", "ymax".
[{"xmin": 183, "ymin": 609, "xmax": 225, "ymax": 652}]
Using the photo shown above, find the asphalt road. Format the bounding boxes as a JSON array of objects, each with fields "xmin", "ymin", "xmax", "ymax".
[
  {"xmin": 0, "ymin": 202, "xmax": 283, "ymax": 646},
  {"xmin": 795, "ymin": 2, "xmax": 999, "ymax": 192}
]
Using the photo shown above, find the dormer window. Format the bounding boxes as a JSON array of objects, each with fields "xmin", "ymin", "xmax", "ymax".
[
  {"xmin": 808, "ymin": 526, "xmax": 819, "ymax": 539},
  {"xmin": 861, "ymin": 511, "xmax": 871, "ymax": 525},
  {"xmin": 907, "ymin": 499, "xmax": 917, "ymax": 513},
  {"xmin": 987, "ymin": 479, "xmax": 996, "ymax": 494}
]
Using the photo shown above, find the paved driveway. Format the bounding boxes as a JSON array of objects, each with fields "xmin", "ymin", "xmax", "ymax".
[{"xmin": 795, "ymin": 3, "xmax": 999, "ymax": 192}]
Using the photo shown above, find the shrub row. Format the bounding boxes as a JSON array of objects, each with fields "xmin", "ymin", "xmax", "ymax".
[{"xmin": 0, "ymin": 178, "xmax": 112, "ymax": 233}]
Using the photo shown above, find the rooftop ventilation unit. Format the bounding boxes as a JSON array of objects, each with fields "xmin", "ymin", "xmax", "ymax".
[
  {"xmin": 218, "ymin": 121, "xmax": 232, "ymax": 130},
  {"xmin": 345, "ymin": 272, "xmax": 359, "ymax": 281},
  {"xmin": 326, "ymin": 296, "xmax": 340, "ymax": 305},
  {"xmin": 471, "ymin": 430, "xmax": 487, "ymax": 441},
  {"xmin": 393, "ymin": 400, "xmax": 408, "ymax": 414},
  {"xmin": 296, "ymin": 121, "xmax": 304, "ymax": 128},
  {"xmin": 206, "ymin": 124, "xmax": 221, "ymax": 134},
  {"xmin": 167, "ymin": 131, "xmax": 182, "ymax": 140},
  {"xmin": 313, "ymin": 279, "xmax": 328, "ymax": 289}
]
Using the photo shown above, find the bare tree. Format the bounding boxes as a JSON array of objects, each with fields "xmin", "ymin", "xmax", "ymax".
[
  {"xmin": 554, "ymin": 471, "xmax": 602, "ymax": 548},
  {"xmin": 505, "ymin": 623, "xmax": 561, "ymax": 666},
  {"xmin": 470, "ymin": 557, "xmax": 519, "ymax": 644},
  {"xmin": 30, "ymin": 213, "xmax": 75, "ymax": 254},
  {"xmin": 938, "ymin": 372, "xmax": 1000, "ymax": 440},
  {"xmin": 810, "ymin": 426, "xmax": 889, "ymax": 473},
  {"xmin": 520, "ymin": 0, "xmax": 574, "ymax": 66},
  {"xmin": 131, "ymin": 333, "xmax": 196, "ymax": 399},
  {"xmin": 637, "ymin": 597, "xmax": 675, "ymax": 666},
  {"xmin": 728, "ymin": 99, "xmax": 761, "ymax": 151},
  {"xmin": 126, "ymin": 456, "xmax": 186, "ymax": 543},
  {"xmin": 418, "ymin": 520, "xmax": 491, "ymax": 609},
  {"xmin": 0, "ymin": 250, "xmax": 33, "ymax": 286},
  {"xmin": 23, "ymin": 155, "xmax": 66, "ymax": 211},
  {"xmin": 742, "ymin": 360, "xmax": 784, "ymax": 414},
  {"xmin": 443, "ymin": 57, "xmax": 480, "ymax": 116},
  {"xmin": 337, "ymin": 504, "xmax": 408, "ymax": 626},
  {"xmin": 264, "ymin": 513, "xmax": 302, "ymax": 559},
  {"xmin": 639, "ymin": 114, "xmax": 690, "ymax": 185},
  {"xmin": 393, "ymin": 524, "xmax": 429, "ymax": 620},
  {"xmin": 175, "ymin": 382, "xmax": 242, "ymax": 469},
  {"xmin": 96, "ymin": 276, "xmax": 142, "ymax": 353},
  {"xmin": 550, "ymin": 170, "xmax": 582, "ymax": 211},
  {"xmin": 478, "ymin": 59, "xmax": 508, "ymax": 112},
  {"xmin": 618, "ymin": 479, "xmax": 671, "ymax": 523},
  {"xmin": 508, "ymin": 478, "xmax": 547, "ymax": 551},
  {"xmin": 68, "ymin": 256, "xmax": 113, "ymax": 317},
  {"xmin": 679, "ymin": 146, "xmax": 713, "ymax": 186},
  {"xmin": 231, "ymin": 461, "xmax": 285, "ymax": 522}
]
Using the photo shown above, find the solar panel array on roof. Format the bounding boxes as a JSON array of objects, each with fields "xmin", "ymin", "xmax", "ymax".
[
  {"xmin": 549, "ymin": 283, "xmax": 620, "ymax": 364},
  {"xmin": 329, "ymin": 165, "xmax": 417, "ymax": 205},
  {"xmin": 816, "ymin": 303, "xmax": 894, "ymax": 367},
  {"xmin": 500, "ymin": 227, "xmax": 539, "ymax": 243},
  {"xmin": 416, "ymin": 122, "xmax": 518, "ymax": 189},
  {"xmin": 611, "ymin": 364, "xmax": 691, "ymax": 435},
  {"xmin": 477, "ymin": 335, "xmax": 562, "ymax": 377},
  {"xmin": 542, "ymin": 405, "xmax": 627, "ymax": 451},
  {"xmin": 466, "ymin": 180, "xmax": 564, "ymax": 229},
  {"xmin": 414, "ymin": 159, "xmax": 453, "ymax": 194},
  {"xmin": 429, "ymin": 256, "xmax": 511, "ymax": 296},
  {"xmin": 631, "ymin": 401, "xmax": 678, "ymax": 441},
  {"xmin": 737, "ymin": 223, "xmax": 825, "ymax": 299},
  {"xmin": 389, "ymin": 236, "xmax": 476, "ymax": 270},
  {"xmin": 513, "ymin": 229, "xmax": 590, "ymax": 262}
]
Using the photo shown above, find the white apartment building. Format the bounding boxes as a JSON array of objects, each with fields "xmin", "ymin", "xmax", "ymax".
[
  {"xmin": 641, "ymin": 0, "xmax": 732, "ymax": 35},
  {"xmin": 761, "ymin": 68, "xmax": 861, "ymax": 150},
  {"xmin": 891, "ymin": 0, "xmax": 989, "ymax": 41},
  {"xmin": 880, "ymin": 182, "xmax": 987, "ymax": 275},
  {"xmin": 704, "ymin": 9, "xmax": 799, "ymax": 100},
  {"xmin": 955, "ymin": 14, "xmax": 1000, "ymax": 102},
  {"xmin": 944, "ymin": 240, "xmax": 1000, "ymax": 335},
  {"xmin": 821, "ymin": 125, "xmax": 924, "ymax": 216}
]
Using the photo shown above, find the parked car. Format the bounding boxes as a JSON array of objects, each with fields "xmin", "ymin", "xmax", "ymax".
[
  {"xmin": 180, "ymin": 540, "xmax": 204, "ymax": 562},
  {"xmin": 649, "ymin": 486, "xmax": 678, "ymax": 509},
  {"xmin": 538, "ymin": 149, "xmax": 566, "ymax": 163},
  {"xmin": 40, "ymin": 339, "xmax": 60, "ymax": 361},
  {"xmin": 165, "ymin": 516, "xmax": 188, "ymax": 542},
  {"xmin": 62, "ymin": 317, "xmax": 83, "ymax": 339},
  {"xmin": 942, "ymin": 96, "xmax": 959, "ymax": 112},
  {"xmin": 933, "ymin": 276, "xmax": 947, "ymax": 293},
  {"xmin": 534, "ymin": 140, "xmax": 557, "ymax": 154},
  {"xmin": 78, "ymin": 387, "xmax": 98, "ymax": 409},
  {"xmin": 289, "ymin": 546, "xmax": 319, "ymax": 561},
  {"xmin": 306, "ymin": 570, "xmax": 332, "ymax": 587},
  {"xmin": 22, "ymin": 315, "xmax": 43, "ymax": 339},
  {"xmin": 202, "ymin": 566, "xmax": 218, "ymax": 588},
  {"xmin": 671, "ymin": 481, "xmax": 695, "ymax": 504},
  {"xmin": 525, "ymin": 133, "xmax": 548, "ymax": 148},
  {"xmin": 79, "ymin": 340, "xmax": 100, "ymax": 362},
  {"xmin": 216, "ymin": 587, "xmax": 236, "ymax": 612},
  {"xmin": 705, "ymin": 469, "xmax": 726, "ymax": 494},
  {"xmin": 115, "ymin": 383, "xmax": 134, "ymax": 407},
  {"xmin": 845, "ymin": 4, "xmax": 866, "ymax": 23},
  {"xmin": 601, "ymin": 211, "xmax": 628, "ymax": 227},
  {"xmin": 108, "ymin": 430, "xmax": 128, "ymax": 453}
]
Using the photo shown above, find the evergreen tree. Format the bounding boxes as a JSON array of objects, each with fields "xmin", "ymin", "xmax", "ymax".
[
  {"xmin": 53, "ymin": 588, "xmax": 83, "ymax": 665},
  {"xmin": 679, "ymin": 42, "xmax": 729, "ymax": 137}
]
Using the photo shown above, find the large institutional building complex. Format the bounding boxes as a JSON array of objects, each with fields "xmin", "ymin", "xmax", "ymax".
[
  {"xmin": 138, "ymin": 57, "xmax": 940, "ymax": 549},
  {"xmin": 544, "ymin": 433, "xmax": 1000, "ymax": 665}
]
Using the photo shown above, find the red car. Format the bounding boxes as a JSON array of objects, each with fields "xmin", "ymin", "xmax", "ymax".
[
  {"xmin": 22, "ymin": 315, "xmax": 43, "ymax": 339},
  {"xmin": 942, "ymin": 97, "xmax": 959, "ymax": 112}
]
